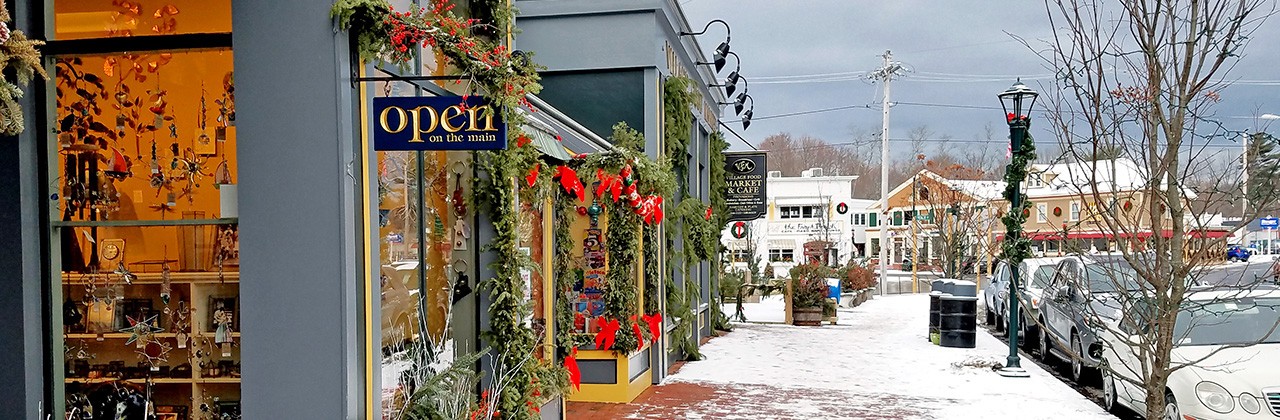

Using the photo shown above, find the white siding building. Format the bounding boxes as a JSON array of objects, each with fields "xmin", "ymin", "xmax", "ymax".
[{"xmin": 721, "ymin": 168, "xmax": 864, "ymax": 278}]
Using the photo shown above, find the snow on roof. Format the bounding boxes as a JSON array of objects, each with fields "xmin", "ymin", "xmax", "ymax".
[
  {"xmin": 1029, "ymin": 158, "xmax": 1197, "ymax": 199},
  {"xmin": 948, "ymin": 179, "xmax": 1006, "ymax": 201}
]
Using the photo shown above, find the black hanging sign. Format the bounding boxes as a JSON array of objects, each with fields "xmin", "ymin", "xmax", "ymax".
[{"xmin": 723, "ymin": 151, "xmax": 768, "ymax": 222}]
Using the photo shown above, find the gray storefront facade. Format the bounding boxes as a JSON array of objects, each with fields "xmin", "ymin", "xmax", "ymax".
[{"xmin": 1, "ymin": 0, "xmax": 724, "ymax": 418}]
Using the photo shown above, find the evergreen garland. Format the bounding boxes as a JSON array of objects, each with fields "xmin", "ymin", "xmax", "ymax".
[
  {"xmin": 332, "ymin": 0, "xmax": 550, "ymax": 417},
  {"xmin": 663, "ymin": 77, "xmax": 695, "ymax": 184},
  {"xmin": 0, "ymin": 3, "xmax": 48, "ymax": 135},
  {"xmin": 1001, "ymin": 117, "xmax": 1037, "ymax": 266},
  {"xmin": 661, "ymin": 76, "xmax": 704, "ymax": 360},
  {"xmin": 707, "ymin": 131, "xmax": 732, "ymax": 332}
]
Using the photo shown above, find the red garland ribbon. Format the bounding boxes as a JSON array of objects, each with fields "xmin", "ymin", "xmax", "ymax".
[
  {"xmin": 642, "ymin": 313, "xmax": 663, "ymax": 343},
  {"xmin": 525, "ymin": 163, "xmax": 539, "ymax": 187},
  {"xmin": 553, "ymin": 165, "xmax": 586, "ymax": 202},
  {"xmin": 564, "ymin": 350, "xmax": 581, "ymax": 391},
  {"xmin": 630, "ymin": 315, "xmax": 645, "ymax": 345}
]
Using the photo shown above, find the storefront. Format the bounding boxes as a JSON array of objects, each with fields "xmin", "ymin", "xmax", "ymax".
[{"xmin": 0, "ymin": 1, "xmax": 727, "ymax": 419}]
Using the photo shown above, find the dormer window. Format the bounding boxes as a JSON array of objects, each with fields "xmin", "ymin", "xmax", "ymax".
[{"xmin": 1028, "ymin": 172, "xmax": 1044, "ymax": 188}]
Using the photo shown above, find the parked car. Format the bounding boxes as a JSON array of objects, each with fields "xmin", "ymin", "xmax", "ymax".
[
  {"xmin": 982, "ymin": 257, "xmax": 1062, "ymax": 336},
  {"xmin": 1006, "ymin": 256, "xmax": 1067, "ymax": 348},
  {"xmin": 1037, "ymin": 255, "xmax": 1141, "ymax": 384},
  {"xmin": 1099, "ymin": 288, "xmax": 1280, "ymax": 418},
  {"xmin": 1228, "ymin": 245, "xmax": 1252, "ymax": 262}
]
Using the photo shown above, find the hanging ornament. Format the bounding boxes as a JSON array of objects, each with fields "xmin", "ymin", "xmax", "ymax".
[
  {"xmin": 119, "ymin": 314, "xmax": 164, "ymax": 347},
  {"xmin": 587, "ymin": 201, "xmax": 602, "ymax": 225},
  {"xmin": 160, "ymin": 263, "xmax": 171, "ymax": 305},
  {"xmin": 115, "ymin": 261, "xmax": 137, "ymax": 285},
  {"xmin": 103, "ymin": 147, "xmax": 131, "ymax": 180},
  {"xmin": 576, "ymin": 206, "xmax": 588, "ymax": 216},
  {"xmin": 452, "ymin": 171, "xmax": 467, "ymax": 216}
]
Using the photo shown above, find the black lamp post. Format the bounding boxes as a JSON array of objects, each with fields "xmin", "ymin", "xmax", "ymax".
[{"xmin": 996, "ymin": 80, "xmax": 1037, "ymax": 378}]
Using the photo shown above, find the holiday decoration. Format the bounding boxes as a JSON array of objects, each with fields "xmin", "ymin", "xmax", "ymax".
[
  {"xmin": 642, "ymin": 313, "xmax": 663, "ymax": 343},
  {"xmin": 1053, "ymin": 207, "xmax": 1062, "ymax": 217},
  {"xmin": 525, "ymin": 163, "xmax": 539, "ymax": 187},
  {"xmin": 593, "ymin": 317, "xmax": 619, "ymax": 350},
  {"xmin": 629, "ymin": 316, "xmax": 645, "ymax": 344},
  {"xmin": 565, "ymin": 350, "xmax": 581, "ymax": 390},
  {"xmin": 0, "ymin": 3, "xmax": 48, "ymax": 135},
  {"xmin": 553, "ymin": 165, "xmax": 585, "ymax": 202},
  {"xmin": 120, "ymin": 314, "xmax": 164, "ymax": 347}
]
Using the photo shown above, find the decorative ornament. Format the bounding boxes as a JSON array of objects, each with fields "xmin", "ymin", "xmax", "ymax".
[
  {"xmin": 115, "ymin": 261, "xmax": 137, "ymax": 285},
  {"xmin": 160, "ymin": 263, "xmax": 171, "ymax": 305},
  {"xmin": 576, "ymin": 206, "xmax": 587, "ymax": 216},
  {"xmin": 119, "ymin": 314, "xmax": 164, "ymax": 347},
  {"xmin": 1053, "ymin": 207, "xmax": 1062, "ymax": 217},
  {"xmin": 587, "ymin": 201, "xmax": 602, "ymax": 225},
  {"xmin": 452, "ymin": 170, "xmax": 466, "ymax": 216}
]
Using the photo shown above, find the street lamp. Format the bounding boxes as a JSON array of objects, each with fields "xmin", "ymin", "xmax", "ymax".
[
  {"xmin": 681, "ymin": 19, "xmax": 732, "ymax": 71},
  {"xmin": 996, "ymin": 80, "xmax": 1038, "ymax": 378}
]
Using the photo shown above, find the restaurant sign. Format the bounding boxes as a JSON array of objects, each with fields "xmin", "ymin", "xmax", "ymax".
[
  {"xmin": 373, "ymin": 96, "xmax": 507, "ymax": 151},
  {"xmin": 724, "ymin": 151, "xmax": 768, "ymax": 222}
]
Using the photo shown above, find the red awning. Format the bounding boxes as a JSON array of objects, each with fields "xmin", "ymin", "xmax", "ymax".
[{"xmin": 995, "ymin": 229, "xmax": 1231, "ymax": 241}]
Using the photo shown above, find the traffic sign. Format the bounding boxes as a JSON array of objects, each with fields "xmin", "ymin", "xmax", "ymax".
[{"xmin": 1262, "ymin": 217, "xmax": 1279, "ymax": 229}]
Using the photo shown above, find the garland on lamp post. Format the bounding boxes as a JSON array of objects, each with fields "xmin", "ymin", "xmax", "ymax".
[{"xmin": 1001, "ymin": 116, "xmax": 1037, "ymax": 264}]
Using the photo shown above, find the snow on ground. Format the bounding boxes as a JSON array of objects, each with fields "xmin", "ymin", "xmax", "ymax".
[{"xmin": 666, "ymin": 294, "xmax": 1115, "ymax": 420}]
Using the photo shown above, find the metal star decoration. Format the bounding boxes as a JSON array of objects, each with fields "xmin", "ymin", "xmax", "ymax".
[{"xmin": 119, "ymin": 314, "xmax": 164, "ymax": 347}]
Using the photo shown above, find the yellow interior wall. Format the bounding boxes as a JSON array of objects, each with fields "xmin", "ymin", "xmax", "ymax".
[{"xmin": 55, "ymin": 0, "xmax": 231, "ymax": 40}]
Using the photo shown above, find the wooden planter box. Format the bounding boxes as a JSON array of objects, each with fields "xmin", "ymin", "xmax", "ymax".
[
  {"xmin": 793, "ymin": 306, "xmax": 824, "ymax": 326},
  {"xmin": 566, "ymin": 344, "xmax": 652, "ymax": 403}
]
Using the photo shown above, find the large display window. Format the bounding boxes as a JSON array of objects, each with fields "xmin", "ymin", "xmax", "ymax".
[{"xmin": 50, "ymin": 2, "xmax": 239, "ymax": 419}]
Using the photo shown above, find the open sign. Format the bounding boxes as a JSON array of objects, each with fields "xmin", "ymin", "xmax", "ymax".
[{"xmin": 373, "ymin": 96, "xmax": 507, "ymax": 151}]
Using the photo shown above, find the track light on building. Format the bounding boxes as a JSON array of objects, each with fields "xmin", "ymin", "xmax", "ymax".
[
  {"xmin": 712, "ymin": 70, "xmax": 745, "ymax": 97},
  {"xmin": 682, "ymin": 19, "xmax": 733, "ymax": 72}
]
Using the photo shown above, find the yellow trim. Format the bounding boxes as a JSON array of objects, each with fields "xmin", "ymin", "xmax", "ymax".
[
  {"xmin": 566, "ymin": 347, "xmax": 652, "ymax": 403},
  {"xmin": 542, "ymin": 198, "xmax": 555, "ymax": 358},
  {"xmin": 358, "ymin": 64, "xmax": 374, "ymax": 420}
]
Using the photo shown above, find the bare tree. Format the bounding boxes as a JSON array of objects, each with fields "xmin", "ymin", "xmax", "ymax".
[
  {"xmin": 1032, "ymin": 1, "xmax": 1280, "ymax": 418},
  {"xmin": 909, "ymin": 158, "xmax": 1004, "ymax": 279}
]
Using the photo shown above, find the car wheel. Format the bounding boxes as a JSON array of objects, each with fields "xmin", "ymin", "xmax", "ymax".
[
  {"xmin": 1020, "ymin": 313, "xmax": 1037, "ymax": 350},
  {"xmin": 1037, "ymin": 323, "xmax": 1052, "ymax": 362},
  {"xmin": 1101, "ymin": 362, "xmax": 1120, "ymax": 414},
  {"xmin": 985, "ymin": 307, "xmax": 995, "ymax": 325},
  {"xmin": 1070, "ymin": 332, "xmax": 1095, "ymax": 384},
  {"xmin": 995, "ymin": 310, "xmax": 1006, "ymax": 333},
  {"xmin": 1162, "ymin": 391, "xmax": 1179, "ymax": 420}
]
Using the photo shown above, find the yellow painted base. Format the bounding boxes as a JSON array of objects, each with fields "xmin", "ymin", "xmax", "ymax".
[{"xmin": 566, "ymin": 347, "xmax": 652, "ymax": 403}]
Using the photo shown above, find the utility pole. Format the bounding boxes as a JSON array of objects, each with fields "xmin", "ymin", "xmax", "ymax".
[{"xmin": 871, "ymin": 50, "xmax": 904, "ymax": 296}]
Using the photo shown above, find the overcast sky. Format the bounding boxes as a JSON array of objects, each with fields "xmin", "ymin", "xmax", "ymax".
[{"xmin": 681, "ymin": 0, "xmax": 1280, "ymax": 161}]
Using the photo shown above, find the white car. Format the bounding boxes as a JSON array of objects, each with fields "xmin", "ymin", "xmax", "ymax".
[{"xmin": 1099, "ymin": 288, "xmax": 1280, "ymax": 418}]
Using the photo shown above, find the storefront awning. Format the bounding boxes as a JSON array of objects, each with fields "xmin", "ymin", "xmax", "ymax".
[
  {"xmin": 521, "ymin": 95, "xmax": 613, "ymax": 159},
  {"xmin": 997, "ymin": 229, "xmax": 1232, "ymax": 240}
]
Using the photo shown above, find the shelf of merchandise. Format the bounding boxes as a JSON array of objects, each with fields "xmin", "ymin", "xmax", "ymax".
[
  {"xmin": 52, "ymin": 218, "xmax": 239, "ymax": 228},
  {"xmin": 65, "ymin": 377, "xmax": 194, "ymax": 384},
  {"xmin": 61, "ymin": 271, "xmax": 240, "ymax": 284},
  {"xmin": 65, "ymin": 333, "xmax": 180, "ymax": 340}
]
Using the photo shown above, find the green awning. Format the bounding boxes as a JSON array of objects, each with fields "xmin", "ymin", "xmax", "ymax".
[{"xmin": 523, "ymin": 122, "xmax": 574, "ymax": 161}]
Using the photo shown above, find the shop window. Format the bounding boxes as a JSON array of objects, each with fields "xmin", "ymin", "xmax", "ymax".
[
  {"xmin": 1028, "ymin": 172, "xmax": 1044, "ymax": 188},
  {"xmin": 55, "ymin": 0, "xmax": 231, "ymax": 40},
  {"xmin": 51, "ymin": 42, "xmax": 242, "ymax": 418},
  {"xmin": 1070, "ymin": 201, "xmax": 1081, "ymax": 221},
  {"xmin": 779, "ymin": 205, "xmax": 823, "ymax": 219},
  {"xmin": 768, "ymin": 248, "xmax": 794, "ymax": 262},
  {"xmin": 730, "ymin": 249, "xmax": 752, "ymax": 263},
  {"xmin": 1037, "ymin": 204, "xmax": 1048, "ymax": 223}
]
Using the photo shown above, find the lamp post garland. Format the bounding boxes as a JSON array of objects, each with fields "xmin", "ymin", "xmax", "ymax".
[{"xmin": 997, "ymin": 80, "xmax": 1037, "ymax": 378}]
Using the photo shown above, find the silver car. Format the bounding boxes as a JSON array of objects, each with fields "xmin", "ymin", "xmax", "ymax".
[
  {"xmin": 1037, "ymin": 255, "xmax": 1140, "ymax": 385},
  {"xmin": 1007, "ymin": 257, "xmax": 1067, "ymax": 347}
]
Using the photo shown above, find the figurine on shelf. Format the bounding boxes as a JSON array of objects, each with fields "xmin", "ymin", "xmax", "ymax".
[{"xmin": 213, "ymin": 304, "xmax": 233, "ymax": 357}]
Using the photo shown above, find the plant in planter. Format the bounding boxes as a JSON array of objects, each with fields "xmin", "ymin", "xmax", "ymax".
[
  {"xmin": 842, "ymin": 261, "xmax": 877, "ymax": 305},
  {"xmin": 788, "ymin": 263, "xmax": 834, "ymax": 326}
]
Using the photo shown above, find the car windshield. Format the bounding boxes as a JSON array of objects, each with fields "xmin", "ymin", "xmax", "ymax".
[
  {"xmin": 1085, "ymin": 262, "xmax": 1142, "ymax": 294},
  {"xmin": 1173, "ymin": 298, "xmax": 1280, "ymax": 346}
]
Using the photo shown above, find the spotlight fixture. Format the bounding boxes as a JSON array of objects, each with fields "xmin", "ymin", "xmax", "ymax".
[
  {"xmin": 742, "ymin": 109, "xmax": 753, "ymax": 130},
  {"xmin": 681, "ymin": 19, "xmax": 732, "ymax": 72}
]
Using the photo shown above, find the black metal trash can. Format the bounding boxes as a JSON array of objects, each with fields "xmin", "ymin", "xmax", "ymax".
[
  {"xmin": 928, "ymin": 291, "xmax": 944, "ymax": 343},
  {"xmin": 939, "ymin": 295, "xmax": 978, "ymax": 348}
]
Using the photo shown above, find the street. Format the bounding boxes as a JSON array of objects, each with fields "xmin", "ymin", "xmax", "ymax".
[{"xmin": 1195, "ymin": 255, "xmax": 1279, "ymax": 287}]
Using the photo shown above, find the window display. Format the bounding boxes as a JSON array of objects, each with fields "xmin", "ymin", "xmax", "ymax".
[{"xmin": 50, "ymin": 2, "xmax": 239, "ymax": 416}]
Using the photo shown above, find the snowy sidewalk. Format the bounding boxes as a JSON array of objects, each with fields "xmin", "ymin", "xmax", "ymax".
[{"xmin": 573, "ymin": 294, "xmax": 1115, "ymax": 419}]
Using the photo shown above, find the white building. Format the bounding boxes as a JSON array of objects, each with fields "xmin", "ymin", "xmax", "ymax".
[{"xmin": 721, "ymin": 168, "xmax": 865, "ymax": 279}]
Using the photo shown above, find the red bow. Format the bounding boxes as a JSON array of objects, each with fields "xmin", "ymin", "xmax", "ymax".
[
  {"xmin": 636, "ymin": 195, "xmax": 665, "ymax": 225},
  {"xmin": 565, "ymin": 350, "xmax": 581, "ymax": 390},
  {"xmin": 553, "ymin": 166, "xmax": 586, "ymax": 202},
  {"xmin": 642, "ymin": 313, "xmax": 663, "ymax": 343},
  {"xmin": 704, "ymin": 206, "xmax": 714, "ymax": 221},
  {"xmin": 516, "ymin": 135, "xmax": 531, "ymax": 148},
  {"xmin": 525, "ymin": 163, "xmax": 540, "ymax": 187},
  {"xmin": 594, "ymin": 317, "xmax": 620, "ymax": 350}
]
